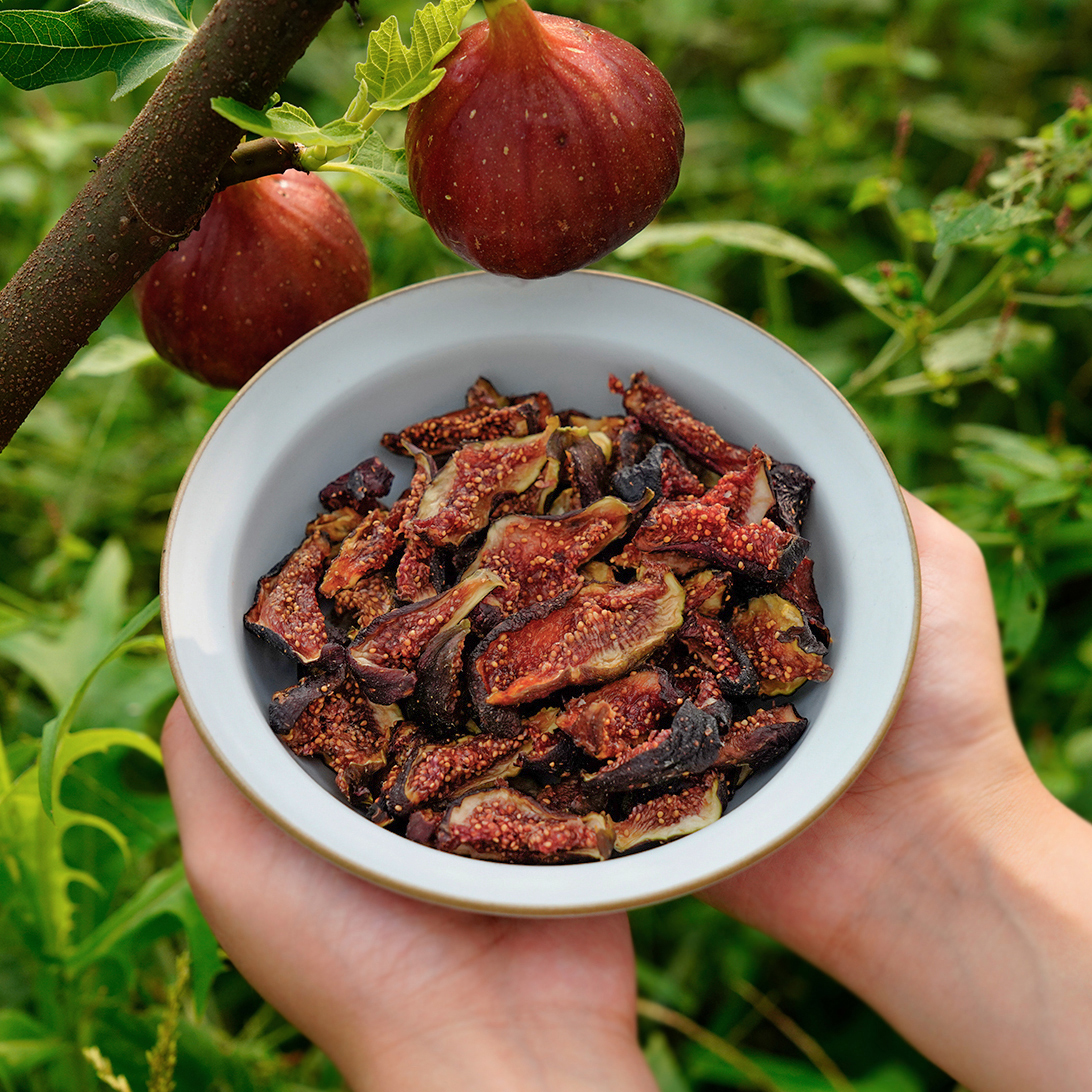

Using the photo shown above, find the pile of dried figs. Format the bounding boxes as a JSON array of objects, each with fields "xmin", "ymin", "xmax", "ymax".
[{"xmin": 244, "ymin": 373, "xmax": 833, "ymax": 863}]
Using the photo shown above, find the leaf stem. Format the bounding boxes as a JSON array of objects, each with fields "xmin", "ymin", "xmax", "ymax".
[
  {"xmin": 729, "ymin": 977, "xmax": 856, "ymax": 1092},
  {"xmin": 923, "ymin": 248, "xmax": 954, "ymax": 301},
  {"xmin": 636, "ymin": 998, "xmax": 787, "ymax": 1092},
  {"xmin": 933, "ymin": 257, "xmax": 1012, "ymax": 330},
  {"xmin": 843, "ymin": 330, "xmax": 914, "ymax": 397},
  {"xmin": 1010, "ymin": 291, "xmax": 1092, "ymax": 309}
]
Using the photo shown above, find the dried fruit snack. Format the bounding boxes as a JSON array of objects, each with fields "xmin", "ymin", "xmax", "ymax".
[{"xmin": 245, "ymin": 373, "xmax": 833, "ymax": 863}]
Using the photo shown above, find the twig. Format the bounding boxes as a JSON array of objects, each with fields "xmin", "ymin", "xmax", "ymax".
[
  {"xmin": 637, "ymin": 997, "xmax": 787, "ymax": 1092},
  {"xmin": 730, "ymin": 977, "xmax": 856, "ymax": 1092}
]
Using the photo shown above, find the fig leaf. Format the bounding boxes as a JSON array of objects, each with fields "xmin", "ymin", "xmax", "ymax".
[
  {"xmin": 356, "ymin": 0, "xmax": 476, "ymax": 113},
  {"xmin": 344, "ymin": 131, "xmax": 421, "ymax": 217},
  {"xmin": 0, "ymin": 0, "xmax": 195, "ymax": 99},
  {"xmin": 209, "ymin": 99, "xmax": 364, "ymax": 151}
]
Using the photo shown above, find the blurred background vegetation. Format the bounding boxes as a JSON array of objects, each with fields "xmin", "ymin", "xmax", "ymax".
[{"xmin": 3, "ymin": 0, "xmax": 1092, "ymax": 1087}]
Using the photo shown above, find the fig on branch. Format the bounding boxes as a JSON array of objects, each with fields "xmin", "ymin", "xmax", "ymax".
[
  {"xmin": 133, "ymin": 170, "xmax": 371, "ymax": 388},
  {"xmin": 404, "ymin": 0, "xmax": 684, "ymax": 278}
]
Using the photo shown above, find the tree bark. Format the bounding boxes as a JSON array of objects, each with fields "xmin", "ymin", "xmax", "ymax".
[{"xmin": 0, "ymin": 0, "xmax": 345, "ymax": 450}]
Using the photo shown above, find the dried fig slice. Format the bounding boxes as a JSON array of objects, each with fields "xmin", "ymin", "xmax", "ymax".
[
  {"xmin": 434, "ymin": 785, "xmax": 613, "ymax": 863},
  {"xmin": 270, "ymin": 652, "xmax": 399, "ymax": 798},
  {"xmin": 380, "ymin": 399, "xmax": 545, "ymax": 457},
  {"xmin": 244, "ymin": 530, "xmax": 333, "ymax": 663},
  {"xmin": 465, "ymin": 376, "xmax": 508, "ymax": 409},
  {"xmin": 682, "ymin": 569, "xmax": 732, "ymax": 615},
  {"xmin": 413, "ymin": 421, "xmax": 558, "ymax": 547},
  {"xmin": 306, "ymin": 507, "xmax": 363, "ymax": 542},
  {"xmin": 612, "ymin": 442, "xmax": 704, "ymax": 504},
  {"xmin": 584, "ymin": 698, "xmax": 721, "ymax": 792},
  {"xmin": 731, "ymin": 594, "xmax": 833, "ymax": 696},
  {"xmin": 628, "ymin": 503, "xmax": 808, "ymax": 584},
  {"xmin": 394, "ymin": 531, "xmax": 441, "ymax": 603},
  {"xmin": 319, "ymin": 508, "xmax": 395, "ymax": 597},
  {"xmin": 472, "ymin": 572, "xmax": 685, "ymax": 706},
  {"xmin": 412, "ymin": 619, "xmax": 472, "ymax": 733},
  {"xmin": 320, "ymin": 448, "xmax": 436, "ymax": 597},
  {"xmin": 489, "ymin": 455, "xmax": 560, "ymax": 518},
  {"xmin": 556, "ymin": 668, "xmax": 675, "ymax": 759},
  {"xmin": 701, "ymin": 446, "xmax": 776, "ymax": 525},
  {"xmin": 267, "ymin": 642, "xmax": 348, "ymax": 732},
  {"xmin": 330, "ymin": 572, "xmax": 396, "ymax": 635},
  {"xmin": 776, "ymin": 558, "xmax": 830, "ymax": 650},
  {"xmin": 381, "ymin": 732, "xmax": 528, "ymax": 818},
  {"xmin": 349, "ymin": 568, "xmax": 502, "ymax": 703},
  {"xmin": 677, "ymin": 612, "xmax": 760, "ymax": 698},
  {"xmin": 319, "ymin": 457, "xmax": 394, "ymax": 515},
  {"xmin": 466, "ymin": 495, "xmax": 634, "ymax": 617},
  {"xmin": 768, "ymin": 461, "xmax": 813, "ymax": 534},
  {"xmin": 610, "ymin": 372, "xmax": 750, "ymax": 474},
  {"xmin": 555, "ymin": 431, "xmax": 609, "ymax": 508},
  {"xmin": 614, "ymin": 771, "xmax": 725, "ymax": 853},
  {"xmin": 617, "ymin": 414, "xmax": 653, "ymax": 469},
  {"xmin": 715, "ymin": 703, "xmax": 808, "ymax": 777},
  {"xmin": 534, "ymin": 774, "xmax": 605, "ymax": 816},
  {"xmin": 519, "ymin": 707, "xmax": 577, "ymax": 779}
]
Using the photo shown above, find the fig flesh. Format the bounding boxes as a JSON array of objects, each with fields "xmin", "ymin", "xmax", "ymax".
[
  {"xmin": 433, "ymin": 785, "xmax": 613, "ymax": 862},
  {"xmin": 614, "ymin": 772, "xmax": 725, "ymax": 853},
  {"xmin": 404, "ymin": 0, "xmax": 684, "ymax": 278},
  {"xmin": 133, "ymin": 171, "xmax": 371, "ymax": 388},
  {"xmin": 472, "ymin": 572, "xmax": 685, "ymax": 706}
]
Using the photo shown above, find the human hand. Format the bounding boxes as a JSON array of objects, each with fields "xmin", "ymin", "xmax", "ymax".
[
  {"xmin": 162, "ymin": 702, "xmax": 657, "ymax": 1092},
  {"xmin": 706, "ymin": 492, "xmax": 1092, "ymax": 1091}
]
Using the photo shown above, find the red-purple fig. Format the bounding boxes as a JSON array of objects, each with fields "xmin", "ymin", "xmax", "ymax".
[
  {"xmin": 405, "ymin": 0, "xmax": 684, "ymax": 278},
  {"xmin": 133, "ymin": 171, "xmax": 371, "ymax": 388}
]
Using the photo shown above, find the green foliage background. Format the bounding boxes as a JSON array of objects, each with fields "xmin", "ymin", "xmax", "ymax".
[{"xmin": 3, "ymin": 0, "xmax": 1092, "ymax": 1088}]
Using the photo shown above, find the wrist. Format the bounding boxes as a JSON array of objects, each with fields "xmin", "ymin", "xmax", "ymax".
[
  {"xmin": 336, "ymin": 1010, "xmax": 658, "ymax": 1092},
  {"xmin": 808, "ymin": 772, "xmax": 1092, "ymax": 1092}
]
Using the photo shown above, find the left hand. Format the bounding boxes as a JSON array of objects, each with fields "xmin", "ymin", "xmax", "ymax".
[{"xmin": 162, "ymin": 699, "xmax": 657, "ymax": 1092}]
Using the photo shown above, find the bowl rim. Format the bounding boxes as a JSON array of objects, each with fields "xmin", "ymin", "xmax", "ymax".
[{"xmin": 161, "ymin": 268, "xmax": 920, "ymax": 916}]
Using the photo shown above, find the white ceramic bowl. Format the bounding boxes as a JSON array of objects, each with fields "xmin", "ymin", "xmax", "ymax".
[{"xmin": 162, "ymin": 270, "xmax": 919, "ymax": 916}]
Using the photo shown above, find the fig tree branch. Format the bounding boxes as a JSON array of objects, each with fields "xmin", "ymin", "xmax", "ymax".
[
  {"xmin": 218, "ymin": 137, "xmax": 306, "ymax": 188},
  {"xmin": 0, "ymin": 0, "xmax": 346, "ymax": 451}
]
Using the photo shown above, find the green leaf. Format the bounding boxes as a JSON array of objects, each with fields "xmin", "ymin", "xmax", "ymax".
[
  {"xmin": 895, "ymin": 207, "xmax": 937, "ymax": 244},
  {"xmin": 0, "ymin": 1010, "xmax": 62, "ymax": 1080},
  {"xmin": 923, "ymin": 317, "xmax": 1054, "ymax": 374},
  {"xmin": 0, "ymin": 538, "xmax": 133, "ymax": 709},
  {"xmin": 0, "ymin": 729, "xmax": 158, "ymax": 959},
  {"xmin": 615, "ymin": 221, "xmax": 840, "ymax": 277},
  {"xmin": 67, "ymin": 335, "xmax": 160, "ymax": 379},
  {"xmin": 0, "ymin": 0, "xmax": 195, "ymax": 99},
  {"xmin": 931, "ymin": 194, "xmax": 1051, "ymax": 256},
  {"xmin": 991, "ymin": 554, "xmax": 1046, "ymax": 668},
  {"xmin": 357, "ymin": 0, "xmax": 475, "ymax": 112},
  {"xmin": 67, "ymin": 859, "xmax": 222, "ymax": 1014},
  {"xmin": 340, "ymin": 129, "xmax": 421, "ymax": 216},
  {"xmin": 38, "ymin": 596, "xmax": 162, "ymax": 821},
  {"xmin": 644, "ymin": 1032, "xmax": 693, "ymax": 1092},
  {"xmin": 849, "ymin": 175, "xmax": 899, "ymax": 213},
  {"xmin": 209, "ymin": 99, "xmax": 364, "ymax": 149},
  {"xmin": 954, "ymin": 423, "xmax": 1066, "ymax": 480}
]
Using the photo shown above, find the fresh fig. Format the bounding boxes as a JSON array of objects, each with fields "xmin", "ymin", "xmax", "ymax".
[
  {"xmin": 404, "ymin": 0, "xmax": 684, "ymax": 278},
  {"xmin": 133, "ymin": 170, "xmax": 371, "ymax": 388}
]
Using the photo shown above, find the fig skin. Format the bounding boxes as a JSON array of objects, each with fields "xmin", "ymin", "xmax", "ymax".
[
  {"xmin": 404, "ymin": 0, "xmax": 684, "ymax": 279},
  {"xmin": 133, "ymin": 171, "xmax": 371, "ymax": 388}
]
